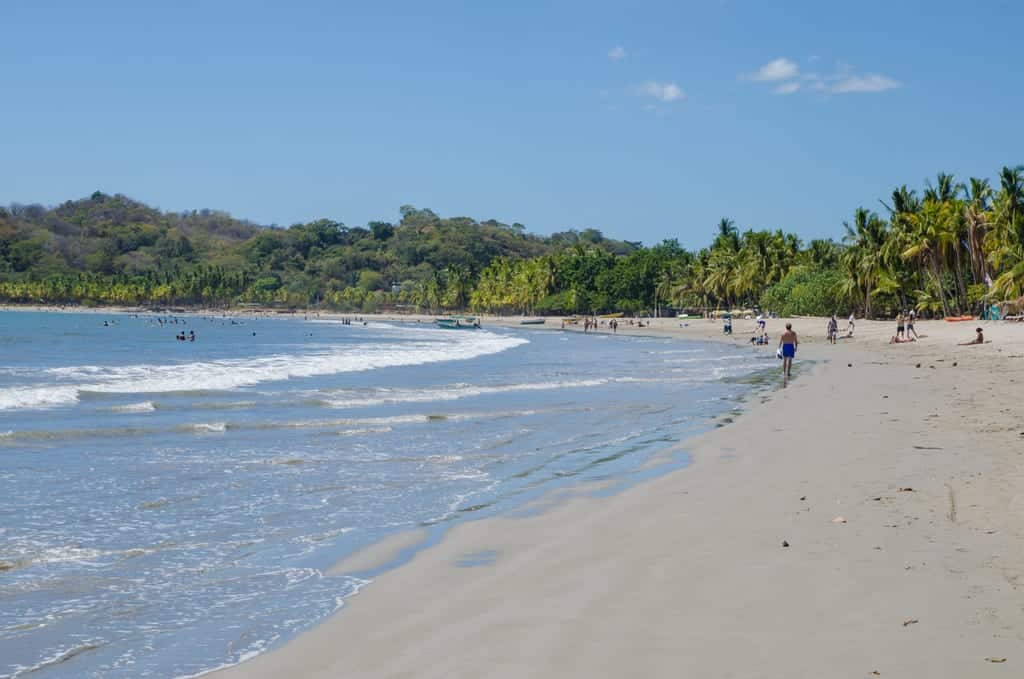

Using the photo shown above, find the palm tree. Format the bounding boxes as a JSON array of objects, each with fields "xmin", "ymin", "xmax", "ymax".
[
  {"xmin": 902, "ymin": 199, "xmax": 959, "ymax": 317},
  {"xmin": 713, "ymin": 218, "xmax": 740, "ymax": 253},
  {"xmin": 842, "ymin": 207, "xmax": 887, "ymax": 317},
  {"xmin": 964, "ymin": 177, "xmax": 992, "ymax": 287},
  {"xmin": 998, "ymin": 165, "xmax": 1024, "ymax": 231}
]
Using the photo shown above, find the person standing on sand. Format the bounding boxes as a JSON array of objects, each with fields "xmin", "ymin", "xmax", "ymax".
[
  {"xmin": 906, "ymin": 309, "xmax": 919, "ymax": 340},
  {"xmin": 847, "ymin": 312, "xmax": 855, "ymax": 336},
  {"xmin": 827, "ymin": 315, "xmax": 838, "ymax": 344},
  {"xmin": 778, "ymin": 323, "xmax": 798, "ymax": 386}
]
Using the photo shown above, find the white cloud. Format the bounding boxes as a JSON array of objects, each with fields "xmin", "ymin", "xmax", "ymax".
[
  {"xmin": 636, "ymin": 81, "xmax": 685, "ymax": 102},
  {"xmin": 608, "ymin": 46, "xmax": 626, "ymax": 61},
  {"xmin": 744, "ymin": 58, "xmax": 901, "ymax": 95},
  {"xmin": 830, "ymin": 73, "xmax": 900, "ymax": 93},
  {"xmin": 750, "ymin": 57, "xmax": 799, "ymax": 81}
]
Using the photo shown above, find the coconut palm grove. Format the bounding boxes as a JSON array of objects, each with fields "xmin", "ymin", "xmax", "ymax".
[{"xmin": 2, "ymin": 166, "xmax": 1023, "ymax": 318}]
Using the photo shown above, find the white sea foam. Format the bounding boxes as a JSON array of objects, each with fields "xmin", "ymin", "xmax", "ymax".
[
  {"xmin": 110, "ymin": 401, "xmax": 158, "ymax": 413},
  {"xmin": 0, "ymin": 385, "xmax": 80, "ymax": 411},
  {"xmin": 321, "ymin": 378, "xmax": 613, "ymax": 409},
  {"xmin": 189, "ymin": 422, "xmax": 228, "ymax": 433},
  {"xmin": 0, "ymin": 329, "xmax": 528, "ymax": 411}
]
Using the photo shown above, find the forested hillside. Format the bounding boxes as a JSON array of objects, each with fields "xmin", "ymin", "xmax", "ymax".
[
  {"xmin": 3, "ymin": 165, "xmax": 1023, "ymax": 318},
  {"xmin": 0, "ymin": 192, "xmax": 635, "ymax": 310}
]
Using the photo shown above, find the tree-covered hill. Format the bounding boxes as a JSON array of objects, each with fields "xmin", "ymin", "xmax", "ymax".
[{"xmin": 0, "ymin": 192, "xmax": 637, "ymax": 310}]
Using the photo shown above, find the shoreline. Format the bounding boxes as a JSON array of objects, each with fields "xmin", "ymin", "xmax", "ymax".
[
  {"xmin": 212, "ymin": 318, "xmax": 1024, "ymax": 678},
  {"xmin": 8, "ymin": 308, "xmax": 1024, "ymax": 676}
]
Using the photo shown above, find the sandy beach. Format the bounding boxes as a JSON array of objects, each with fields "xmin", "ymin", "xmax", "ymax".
[{"xmin": 208, "ymin": 315, "xmax": 1024, "ymax": 678}]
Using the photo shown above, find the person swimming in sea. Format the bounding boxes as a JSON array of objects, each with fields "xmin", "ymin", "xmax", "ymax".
[{"xmin": 778, "ymin": 323, "xmax": 798, "ymax": 386}]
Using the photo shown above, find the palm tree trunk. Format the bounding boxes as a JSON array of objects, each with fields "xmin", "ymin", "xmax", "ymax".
[
  {"xmin": 929, "ymin": 256, "xmax": 950, "ymax": 317},
  {"xmin": 951, "ymin": 247, "xmax": 967, "ymax": 314}
]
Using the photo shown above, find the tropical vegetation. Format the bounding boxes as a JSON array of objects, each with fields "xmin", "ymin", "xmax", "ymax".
[{"xmin": 2, "ymin": 166, "xmax": 1023, "ymax": 317}]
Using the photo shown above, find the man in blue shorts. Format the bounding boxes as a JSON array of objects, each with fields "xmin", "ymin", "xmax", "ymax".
[{"xmin": 778, "ymin": 322, "xmax": 798, "ymax": 386}]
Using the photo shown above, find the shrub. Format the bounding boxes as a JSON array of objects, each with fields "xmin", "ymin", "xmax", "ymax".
[{"xmin": 760, "ymin": 268, "xmax": 844, "ymax": 316}]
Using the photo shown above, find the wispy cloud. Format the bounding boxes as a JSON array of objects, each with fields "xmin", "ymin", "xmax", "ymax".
[
  {"xmin": 749, "ymin": 58, "xmax": 799, "ymax": 82},
  {"xmin": 743, "ymin": 57, "xmax": 900, "ymax": 95},
  {"xmin": 635, "ymin": 81, "xmax": 685, "ymax": 102},
  {"xmin": 830, "ymin": 73, "xmax": 900, "ymax": 93},
  {"xmin": 608, "ymin": 46, "xmax": 626, "ymax": 61}
]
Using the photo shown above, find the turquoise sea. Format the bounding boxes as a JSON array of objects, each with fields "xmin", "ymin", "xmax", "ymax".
[{"xmin": 0, "ymin": 310, "xmax": 773, "ymax": 678}]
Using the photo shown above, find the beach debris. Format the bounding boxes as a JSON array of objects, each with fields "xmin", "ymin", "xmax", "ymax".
[
  {"xmin": 873, "ymin": 497, "xmax": 882, "ymax": 501},
  {"xmin": 898, "ymin": 487, "xmax": 915, "ymax": 492},
  {"xmin": 952, "ymin": 362, "xmax": 958, "ymax": 367},
  {"xmin": 870, "ymin": 671, "xmax": 881, "ymax": 676},
  {"xmin": 985, "ymin": 657, "xmax": 1007, "ymax": 663},
  {"xmin": 782, "ymin": 540, "xmax": 790, "ymax": 548},
  {"xmin": 915, "ymin": 363, "xmax": 921, "ymax": 368},
  {"xmin": 832, "ymin": 516, "xmax": 848, "ymax": 524},
  {"xmin": 902, "ymin": 619, "xmax": 919, "ymax": 627},
  {"xmin": 848, "ymin": 363, "xmax": 853, "ymax": 367},
  {"xmin": 800, "ymin": 496, "xmax": 807, "ymax": 501}
]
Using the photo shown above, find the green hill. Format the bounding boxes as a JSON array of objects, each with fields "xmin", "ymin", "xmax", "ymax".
[{"xmin": 0, "ymin": 192, "xmax": 638, "ymax": 311}]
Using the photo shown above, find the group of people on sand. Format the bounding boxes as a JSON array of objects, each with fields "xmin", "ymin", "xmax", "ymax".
[
  {"xmin": 825, "ymin": 313, "xmax": 856, "ymax": 344},
  {"xmin": 748, "ymin": 314, "xmax": 771, "ymax": 345},
  {"xmin": 576, "ymin": 318, "xmax": 628, "ymax": 333},
  {"xmin": 889, "ymin": 309, "xmax": 920, "ymax": 343},
  {"xmin": 879, "ymin": 309, "xmax": 988, "ymax": 346}
]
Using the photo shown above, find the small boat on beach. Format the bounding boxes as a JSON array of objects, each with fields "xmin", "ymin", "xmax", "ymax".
[
  {"xmin": 435, "ymin": 315, "xmax": 480, "ymax": 329},
  {"xmin": 520, "ymin": 318, "xmax": 546, "ymax": 325}
]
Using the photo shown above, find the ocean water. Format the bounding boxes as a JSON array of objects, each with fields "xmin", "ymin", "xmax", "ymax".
[{"xmin": 0, "ymin": 310, "xmax": 775, "ymax": 678}]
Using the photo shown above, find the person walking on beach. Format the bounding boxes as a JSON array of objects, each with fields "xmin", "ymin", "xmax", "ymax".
[
  {"xmin": 827, "ymin": 315, "xmax": 838, "ymax": 345},
  {"xmin": 778, "ymin": 323, "xmax": 798, "ymax": 386},
  {"xmin": 847, "ymin": 312, "xmax": 855, "ymax": 336},
  {"xmin": 896, "ymin": 311, "xmax": 905, "ymax": 340}
]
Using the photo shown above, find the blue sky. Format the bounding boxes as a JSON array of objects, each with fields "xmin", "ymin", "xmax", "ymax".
[{"xmin": 3, "ymin": 0, "xmax": 1022, "ymax": 248}]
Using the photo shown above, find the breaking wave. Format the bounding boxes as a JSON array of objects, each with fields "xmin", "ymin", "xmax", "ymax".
[{"xmin": 0, "ymin": 329, "xmax": 527, "ymax": 411}]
